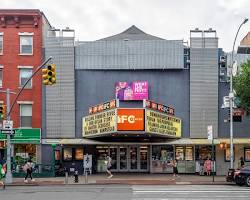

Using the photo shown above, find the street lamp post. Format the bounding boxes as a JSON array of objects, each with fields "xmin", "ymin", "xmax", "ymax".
[{"xmin": 229, "ymin": 18, "xmax": 248, "ymax": 169}]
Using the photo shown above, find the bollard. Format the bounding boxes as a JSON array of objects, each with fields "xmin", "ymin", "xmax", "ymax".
[
  {"xmin": 85, "ymin": 170, "xmax": 88, "ymax": 184},
  {"xmin": 65, "ymin": 171, "xmax": 68, "ymax": 184},
  {"xmin": 74, "ymin": 170, "xmax": 79, "ymax": 183}
]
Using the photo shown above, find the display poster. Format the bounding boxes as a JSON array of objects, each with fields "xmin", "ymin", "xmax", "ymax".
[
  {"xmin": 84, "ymin": 154, "xmax": 92, "ymax": 168},
  {"xmin": 225, "ymin": 148, "xmax": 230, "ymax": 161},
  {"xmin": 83, "ymin": 109, "xmax": 116, "ymax": 136},
  {"xmin": 117, "ymin": 109, "xmax": 145, "ymax": 131},
  {"xmin": 55, "ymin": 150, "xmax": 60, "ymax": 161},
  {"xmin": 146, "ymin": 109, "xmax": 181, "ymax": 138},
  {"xmin": 175, "ymin": 147, "xmax": 184, "ymax": 160},
  {"xmin": 245, "ymin": 148, "xmax": 250, "ymax": 161},
  {"xmin": 63, "ymin": 148, "xmax": 72, "ymax": 161},
  {"xmin": 115, "ymin": 81, "xmax": 148, "ymax": 100},
  {"xmin": 185, "ymin": 146, "xmax": 194, "ymax": 161},
  {"xmin": 75, "ymin": 148, "xmax": 84, "ymax": 160}
]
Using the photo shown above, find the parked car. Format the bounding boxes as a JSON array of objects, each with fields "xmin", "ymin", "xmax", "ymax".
[{"xmin": 234, "ymin": 166, "xmax": 250, "ymax": 186}]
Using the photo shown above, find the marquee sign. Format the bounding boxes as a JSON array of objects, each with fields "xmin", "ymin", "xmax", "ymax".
[
  {"xmin": 89, "ymin": 99, "xmax": 116, "ymax": 115},
  {"xmin": 144, "ymin": 100, "xmax": 175, "ymax": 115},
  {"xmin": 83, "ymin": 109, "xmax": 116, "ymax": 136},
  {"xmin": 146, "ymin": 109, "xmax": 181, "ymax": 138}
]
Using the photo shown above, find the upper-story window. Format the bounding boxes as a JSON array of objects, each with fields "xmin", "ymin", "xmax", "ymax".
[
  {"xmin": 19, "ymin": 33, "xmax": 33, "ymax": 55},
  {"xmin": 20, "ymin": 104, "xmax": 32, "ymax": 128},
  {"xmin": 0, "ymin": 33, "xmax": 3, "ymax": 55},
  {"xmin": 19, "ymin": 67, "xmax": 33, "ymax": 88}
]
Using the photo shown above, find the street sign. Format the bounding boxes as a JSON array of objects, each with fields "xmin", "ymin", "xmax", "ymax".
[
  {"xmin": 207, "ymin": 125, "xmax": 213, "ymax": 140},
  {"xmin": 1, "ymin": 129, "xmax": 15, "ymax": 135},
  {"xmin": 3, "ymin": 120, "xmax": 13, "ymax": 130}
]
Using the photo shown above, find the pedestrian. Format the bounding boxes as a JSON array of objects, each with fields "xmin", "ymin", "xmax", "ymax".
[
  {"xmin": 106, "ymin": 155, "xmax": 113, "ymax": 179},
  {"xmin": 238, "ymin": 156, "xmax": 245, "ymax": 169},
  {"xmin": 199, "ymin": 156, "xmax": 205, "ymax": 176},
  {"xmin": 204, "ymin": 157, "xmax": 212, "ymax": 176},
  {"xmin": 172, "ymin": 159, "xmax": 179, "ymax": 179},
  {"xmin": 0, "ymin": 163, "xmax": 5, "ymax": 189},
  {"xmin": 23, "ymin": 160, "xmax": 35, "ymax": 182}
]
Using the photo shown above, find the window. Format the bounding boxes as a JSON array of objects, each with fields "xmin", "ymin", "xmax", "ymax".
[
  {"xmin": 0, "ymin": 35, "xmax": 3, "ymax": 54},
  {"xmin": 20, "ymin": 68, "xmax": 32, "ymax": 88},
  {"xmin": 20, "ymin": 35, "xmax": 33, "ymax": 54},
  {"xmin": 20, "ymin": 104, "xmax": 32, "ymax": 127},
  {"xmin": 244, "ymin": 148, "xmax": 250, "ymax": 162},
  {"xmin": 0, "ymin": 67, "xmax": 2, "ymax": 87}
]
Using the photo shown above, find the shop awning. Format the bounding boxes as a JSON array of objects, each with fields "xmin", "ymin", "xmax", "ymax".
[
  {"xmin": 41, "ymin": 138, "xmax": 250, "ymax": 145},
  {"xmin": 42, "ymin": 138, "xmax": 106, "ymax": 145}
]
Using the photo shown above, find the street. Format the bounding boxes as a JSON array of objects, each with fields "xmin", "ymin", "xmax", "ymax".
[{"xmin": 1, "ymin": 185, "xmax": 250, "ymax": 200}]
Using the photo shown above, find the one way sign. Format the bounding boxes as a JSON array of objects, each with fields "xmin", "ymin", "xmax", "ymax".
[{"xmin": 3, "ymin": 120, "xmax": 13, "ymax": 130}]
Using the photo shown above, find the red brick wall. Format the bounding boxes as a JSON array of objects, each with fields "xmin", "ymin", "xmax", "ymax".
[{"xmin": 0, "ymin": 10, "xmax": 43, "ymax": 128}]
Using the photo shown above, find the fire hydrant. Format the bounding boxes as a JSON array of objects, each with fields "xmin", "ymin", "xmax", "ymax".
[{"xmin": 74, "ymin": 170, "xmax": 79, "ymax": 183}]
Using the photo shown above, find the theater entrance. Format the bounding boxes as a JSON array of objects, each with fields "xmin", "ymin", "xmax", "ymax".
[{"xmin": 96, "ymin": 145, "xmax": 149, "ymax": 172}]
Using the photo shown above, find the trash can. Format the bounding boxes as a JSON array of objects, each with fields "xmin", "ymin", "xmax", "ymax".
[{"xmin": 226, "ymin": 168, "xmax": 235, "ymax": 182}]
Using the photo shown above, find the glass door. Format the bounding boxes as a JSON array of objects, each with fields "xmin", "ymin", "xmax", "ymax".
[
  {"xmin": 129, "ymin": 146, "xmax": 138, "ymax": 171},
  {"xmin": 140, "ymin": 146, "xmax": 148, "ymax": 171},
  {"xmin": 119, "ymin": 146, "xmax": 127, "ymax": 171},
  {"xmin": 109, "ymin": 146, "xmax": 117, "ymax": 171}
]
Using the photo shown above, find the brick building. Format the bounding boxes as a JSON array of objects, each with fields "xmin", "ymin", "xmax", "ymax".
[{"xmin": 0, "ymin": 9, "xmax": 51, "ymax": 168}]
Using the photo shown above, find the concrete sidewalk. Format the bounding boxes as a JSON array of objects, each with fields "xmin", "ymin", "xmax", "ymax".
[{"xmin": 5, "ymin": 174, "xmax": 232, "ymax": 186}]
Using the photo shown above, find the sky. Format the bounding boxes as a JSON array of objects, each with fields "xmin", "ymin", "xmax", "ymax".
[{"xmin": 1, "ymin": 0, "xmax": 250, "ymax": 52}]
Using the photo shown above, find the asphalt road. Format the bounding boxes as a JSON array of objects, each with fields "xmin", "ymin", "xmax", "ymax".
[{"xmin": 0, "ymin": 185, "xmax": 250, "ymax": 200}]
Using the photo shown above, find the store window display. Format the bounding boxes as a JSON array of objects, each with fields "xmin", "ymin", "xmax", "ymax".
[{"xmin": 152, "ymin": 145, "xmax": 174, "ymax": 173}]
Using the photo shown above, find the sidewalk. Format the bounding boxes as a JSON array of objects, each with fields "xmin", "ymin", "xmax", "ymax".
[{"xmin": 5, "ymin": 174, "xmax": 232, "ymax": 186}]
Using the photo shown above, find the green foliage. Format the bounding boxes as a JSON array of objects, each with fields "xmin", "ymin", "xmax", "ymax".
[{"xmin": 233, "ymin": 59, "xmax": 250, "ymax": 115}]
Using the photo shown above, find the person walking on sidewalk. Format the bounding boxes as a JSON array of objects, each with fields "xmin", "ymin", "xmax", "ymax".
[
  {"xmin": 199, "ymin": 156, "xmax": 205, "ymax": 176},
  {"xmin": 23, "ymin": 160, "xmax": 35, "ymax": 183},
  {"xmin": 106, "ymin": 155, "xmax": 113, "ymax": 179},
  {"xmin": 172, "ymin": 159, "xmax": 179, "ymax": 179},
  {"xmin": 238, "ymin": 156, "xmax": 245, "ymax": 169},
  {"xmin": 0, "ymin": 163, "xmax": 6, "ymax": 189}
]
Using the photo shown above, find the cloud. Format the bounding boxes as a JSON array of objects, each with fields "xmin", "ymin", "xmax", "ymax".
[{"xmin": 1, "ymin": 0, "xmax": 250, "ymax": 51}]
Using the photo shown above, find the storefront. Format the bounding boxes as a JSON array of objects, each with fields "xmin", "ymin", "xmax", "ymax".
[{"xmin": 0, "ymin": 128, "xmax": 41, "ymax": 172}]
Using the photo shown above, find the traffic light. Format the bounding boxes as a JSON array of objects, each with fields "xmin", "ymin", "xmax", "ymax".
[
  {"xmin": 0, "ymin": 105, "xmax": 6, "ymax": 120},
  {"xmin": 42, "ymin": 64, "xmax": 56, "ymax": 85}
]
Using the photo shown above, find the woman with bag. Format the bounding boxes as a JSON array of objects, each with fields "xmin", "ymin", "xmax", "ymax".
[
  {"xmin": 0, "ymin": 163, "xmax": 5, "ymax": 189},
  {"xmin": 24, "ymin": 160, "xmax": 35, "ymax": 183}
]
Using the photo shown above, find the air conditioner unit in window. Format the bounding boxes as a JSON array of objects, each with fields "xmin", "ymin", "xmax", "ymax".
[{"xmin": 220, "ymin": 56, "xmax": 226, "ymax": 63}]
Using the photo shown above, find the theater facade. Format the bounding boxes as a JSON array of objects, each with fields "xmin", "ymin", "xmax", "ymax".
[{"xmin": 42, "ymin": 26, "xmax": 250, "ymax": 175}]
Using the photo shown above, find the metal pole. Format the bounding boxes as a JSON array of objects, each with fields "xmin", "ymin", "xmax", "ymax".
[
  {"xmin": 229, "ymin": 18, "xmax": 248, "ymax": 169},
  {"xmin": 5, "ymin": 88, "xmax": 12, "ymax": 184},
  {"xmin": 212, "ymin": 138, "xmax": 214, "ymax": 182}
]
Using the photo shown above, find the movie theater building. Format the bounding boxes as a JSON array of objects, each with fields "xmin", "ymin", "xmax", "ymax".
[{"xmin": 42, "ymin": 26, "xmax": 250, "ymax": 175}]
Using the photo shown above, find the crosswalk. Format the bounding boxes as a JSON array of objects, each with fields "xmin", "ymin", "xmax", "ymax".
[{"xmin": 132, "ymin": 185, "xmax": 250, "ymax": 200}]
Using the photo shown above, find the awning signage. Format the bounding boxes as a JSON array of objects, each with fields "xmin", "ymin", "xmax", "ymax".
[
  {"xmin": 146, "ymin": 109, "xmax": 181, "ymax": 138},
  {"xmin": 83, "ymin": 109, "xmax": 116, "ymax": 136},
  {"xmin": 0, "ymin": 128, "xmax": 41, "ymax": 144}
]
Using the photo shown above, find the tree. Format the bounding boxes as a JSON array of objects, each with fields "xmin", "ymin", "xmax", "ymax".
[{"xmin": 233, "ymin": 59, "xmax": 250, "ymax": 115}]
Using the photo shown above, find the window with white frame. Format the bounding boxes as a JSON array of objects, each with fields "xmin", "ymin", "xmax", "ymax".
[
  {"xmin": 20, "ymin": 104, "xmax": 32, "ymax": 127},
  {"xmin": 0, "ymin": 67, "xmax": 3, "ymax": 87},
  {"xmin": 0, "ymin": 34, "xmax": 3, "ymax": 54},
  {"xmin": 20, "ymin": 68, "xmax": 32, "ymax": 88},
  {"xmin": 20, "ymin": 35, "xmax": 33, "ymax": 54}
]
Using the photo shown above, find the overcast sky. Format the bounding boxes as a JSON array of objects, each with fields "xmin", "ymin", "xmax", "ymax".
[{"xmin": 2, "ymin": 0, "xmax": 250, "ymax": 52}]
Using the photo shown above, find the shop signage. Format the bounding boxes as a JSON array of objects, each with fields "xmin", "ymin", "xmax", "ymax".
[
  {"xmin": 146, "ymin": 109, "xmax": 181, "ymax": 138},
  {"xmin": 83, "ymin": 109, "xmax": 116, "ymax": 136},
  {"xmin": 115, "ymin": 81, "xmax": 148, "ymax": 101},
  {"xmin": 89, "ymin": 99, "xmax": 116, "ymax": 115},
  {"xmin": 144, "ymin": 100, "xmax": 175, "ymax": 115},
  {"xmin": 117, "ymin": 109, "xmax": 145, "ymax": 131},
  {"xmin": 0, "ymin": 128, "xmax": 41, "ymax": 144}
]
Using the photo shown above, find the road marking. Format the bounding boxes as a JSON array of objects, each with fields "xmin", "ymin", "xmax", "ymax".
[{"xmin": 133, "ymin": 190, "xmax": 250, "ymax": 193}]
